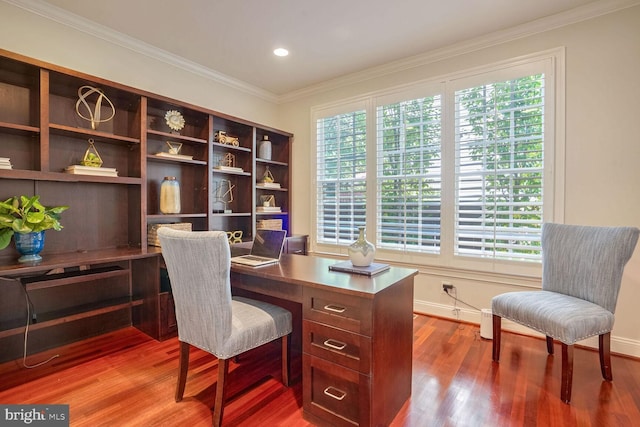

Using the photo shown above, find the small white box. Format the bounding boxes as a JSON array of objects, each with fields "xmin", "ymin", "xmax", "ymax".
[{"xmin": 480, "ymin": 308, "xmax": 493, "ymax": 339}]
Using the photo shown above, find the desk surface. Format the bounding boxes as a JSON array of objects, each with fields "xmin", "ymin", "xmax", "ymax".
[{"xmin": 231, "ymin": 254, "xmax": 417, "ymax": 299}]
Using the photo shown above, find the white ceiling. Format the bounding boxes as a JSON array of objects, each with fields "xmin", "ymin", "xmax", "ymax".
[{"xmin": 24, "ymin": 0, "xmax": 617, "ymax": 96}]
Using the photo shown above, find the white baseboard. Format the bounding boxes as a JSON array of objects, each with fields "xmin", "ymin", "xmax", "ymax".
[{"xmin": 414, "ymin": 299, "xmax": 640, "ymax": 358}]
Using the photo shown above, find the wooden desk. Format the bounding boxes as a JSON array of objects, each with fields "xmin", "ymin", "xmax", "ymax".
[{"xmin": 231, "ymin": 255, "xmax": 417, "ymax": 427}]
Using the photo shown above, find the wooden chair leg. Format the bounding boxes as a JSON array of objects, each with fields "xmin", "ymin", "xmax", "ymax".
[
  {"xmin": 561, "ymin": 343, "xmax": 574, "ymax": 403},
  {"xmin": 213, "ymin": 358, "xmax": 229, "ymax": 427},
  {"xmin": 492, "ymin": 314, "xmax": 501, "ymax": 362},
  {"xmin": 175, "ymin": 341, "xmax": 190, "ymax": 402},
  {"xmin": 281, "ymin": 334, "xmax": 291, "ymax": 387},
  {"xmin": 599, "ymin": 332, "xmax": 613, "ymax": 381},
  {"xmin": 546, "ymin": 336, "xmax": 554, "ymax": 354}
]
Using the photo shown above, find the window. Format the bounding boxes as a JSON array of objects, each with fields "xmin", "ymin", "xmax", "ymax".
[
  {"xmin": 454, "ymin": 74, "xmax": 545, "ymax": 261},
  {"xmin": 376, "ymin": 95, "xmax": 442, "ymax": 253},
  {"xmin": 313, "ymin": 52, "xmax": 561, "ymax": 270},
  {"xmin": 316, "ymin": 109, "xmax": 367, "ymax": 244}
]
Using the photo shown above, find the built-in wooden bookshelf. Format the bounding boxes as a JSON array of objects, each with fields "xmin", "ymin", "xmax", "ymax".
[{"xmin": 0, "ymin": 49, "xmax": 294, "ymax": 360}]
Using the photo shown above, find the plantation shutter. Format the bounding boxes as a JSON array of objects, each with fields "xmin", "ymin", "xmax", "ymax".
[
  {"xmin": 316, "ymin": 110, "xmax": 367, "ymax": 244},
  {"xmin": 376, "ymin": 95, "xmax": 442, "ymax": 253},
  {"xmin": 454, "ymin": 73, "xmax": 545, "ymax": 261}
]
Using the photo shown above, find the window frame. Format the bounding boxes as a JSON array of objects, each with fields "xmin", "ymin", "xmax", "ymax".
[{"xmin": 311, "ymin": 49, "xmax": 565, "ymax": 276}]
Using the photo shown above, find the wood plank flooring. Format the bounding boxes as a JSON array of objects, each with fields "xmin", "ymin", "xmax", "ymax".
[{"xmin": 1, "ymin": 314, "xmax": 639, "ymax": 426}]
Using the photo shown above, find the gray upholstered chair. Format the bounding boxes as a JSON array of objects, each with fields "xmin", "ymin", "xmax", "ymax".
[
  {"xmin": 158, "ymin": 228, "xmax": 292, "ymax": 426},
  {"xmin": 492, "ymin": 223, "xmax": 639, "ymax": 403}
]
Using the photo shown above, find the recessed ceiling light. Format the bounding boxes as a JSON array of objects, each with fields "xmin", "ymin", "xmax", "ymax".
[{"xmin": 273, "ymin": 48, "xmax": 289, "ymax": 57}]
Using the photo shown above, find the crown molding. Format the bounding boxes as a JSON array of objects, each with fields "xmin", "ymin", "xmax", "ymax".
[
  {"xmin": 279, "ymin": 0, "xmax": 640, "ymax": 103},
  {"xmin": 3, "ymin": 0, "xmax": 279, "ymax": 103}
]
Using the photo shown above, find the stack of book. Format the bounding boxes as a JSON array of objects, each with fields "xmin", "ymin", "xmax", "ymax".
[
  {"xmin": 65, "ymin": 165, "xmax": 118, "ymax": 177},
  {"xmin": 0, "ymin": 157, "xmax": 12, "ymax": 169},
  {"xmin": 256, "ymin": 181, "xmax": 281, "ymax": 188},
  {"xmin": 147, "ymin": 222, "xmax": 192, "ymax": 247},
  {"xmin": 213, "ymin": 165, "xmax": 244, "ymax": 173},
  {"xmin": 257, "ymin": 206, "xmax": 282, "ymax": 213},
  {"xmin": 154, "ymin": 152, "xmax": 193, "ymax": 161}
]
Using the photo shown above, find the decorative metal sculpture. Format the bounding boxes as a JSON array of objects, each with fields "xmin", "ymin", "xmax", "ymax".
[
  {"xmin": 81, "ymin": 138, "xmax": 103, "ymax": 167},
  {"xmin": 223, "ymin": 153, "xmax": 236, "ymax": 168},
  {"xmin": 166, "ymin": 141, "xmax": 183, "ymax": 155},
  {"xmin": 213, "ymin": 179, "xmax": 235, "ymax": 213},
  {"xmin": 260, "ymin": 166, "xmax": 275, "ymax": 183},
  {"xmin": 260, "ymin": 194, "xmax": 276, "ymax": 207},
  {"xmin": 75, "ymin": 86, "xmax": 115, "ymax": 130},
  {"xmin": 165, "ymin": 110, "xmax": 185, "ymax": 133}
]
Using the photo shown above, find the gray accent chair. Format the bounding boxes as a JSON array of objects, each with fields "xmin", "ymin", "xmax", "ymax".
[
  {"xmin": 492, "ymin": 223, "xmax": 639, "ymax": 403},
  {"xmin": 158, "ymin": 228, "xmax": 292, "ymax": 426}
]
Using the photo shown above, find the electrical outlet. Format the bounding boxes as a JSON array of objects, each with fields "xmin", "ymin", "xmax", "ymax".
[{"xmin": 442, "ymin": 282, "xmax": 454, "ymax": 292}]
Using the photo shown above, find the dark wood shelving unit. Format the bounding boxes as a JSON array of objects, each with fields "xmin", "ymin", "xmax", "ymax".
[{"xmin": 0, "ymin": 48, "xmax": 296, "ymax": 360}]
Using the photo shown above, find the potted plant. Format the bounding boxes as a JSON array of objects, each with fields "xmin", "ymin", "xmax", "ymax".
[{"xmin": 0, "ymin": 195, "xmax": 69, "ymax": 263}]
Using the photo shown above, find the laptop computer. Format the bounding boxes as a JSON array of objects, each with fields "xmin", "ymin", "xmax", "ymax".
[{"xmin": 231, "ymin": 229, "xmax": 287, "ymax": 267}]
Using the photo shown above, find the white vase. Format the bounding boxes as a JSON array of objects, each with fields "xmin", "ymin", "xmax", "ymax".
[
  {"xmin": 258, "ymin": 135, "xmax": 272, "ymax": 160},
  {"xmin": 348, "ymin": 227, "xmax": 376, "ymax": 267}
]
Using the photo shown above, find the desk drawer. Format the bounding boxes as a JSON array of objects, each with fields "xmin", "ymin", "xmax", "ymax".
[
  {"xmin": 303, "ymin": 354, "xmax": 370, "ymax": 427},
  {"xmin": 303, "ymin": 320, "xmax": 371, "ymax": 374},
  {"xmin": 304, "ymin": 287, "xmax": 372, "ymax": 336}
]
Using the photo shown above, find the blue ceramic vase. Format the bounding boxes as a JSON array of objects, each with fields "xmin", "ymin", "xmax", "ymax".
[{"xmin": 14, "ymin": 231, "xmax": 45, "ymax": 263}]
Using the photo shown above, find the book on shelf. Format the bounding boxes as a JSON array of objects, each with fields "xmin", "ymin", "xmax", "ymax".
[
  {"xmin": 257, "ymin": 182, "xmax": 281, "ymax": 188},
  {"xmin": 0, "ymin": 157, "xmax": 12, "ymax": 169},
  {"xmin": 64, "ymin": 165, "xmax": 118, "ymax": 177},
  {"xmin": 154, "ymin": 152, "xmax": 194, "ymax": 161},
  {"xmin": 213, "ymin": 165, "xmax": 244, "ymax": 173},
  {"xmin": 257, "ymin": 206, "xmax": 282, "ymax": 213}
]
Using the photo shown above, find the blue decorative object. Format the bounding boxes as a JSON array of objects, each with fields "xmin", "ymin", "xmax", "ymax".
[
  {"xmin": 14, "ymin": 231, "xmax": 45, "ymax": 263},
  {"xmin": 348, "ymin": 226, "xmax": 376, "ymax": 267}
]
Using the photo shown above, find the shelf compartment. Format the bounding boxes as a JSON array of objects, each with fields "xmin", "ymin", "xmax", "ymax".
[
  {"xmin": 256, "ymin": 185, "xmax": 289, "ymax": 192},
  {"xmin": 146, "ymin": 131, "xmax": 208, "ymax": 164},
  {"xmin": 211, "ymin": 212, "xmax": 252, "ymax": 217},
  {"xmin": 212, "ymin": 141, "xmax": 252, "ymax": 153},
  {"xmin": 0, "ymin": 57, "xmax": 40, "ymax": 128},
  {"xmin": 212, "ymin": 168, "xmax": 252, "ymax": 177},
  {"xmin": 146, "ymin": 98, "xmax": 209, "ymax": 141},
  {"xmin": 0, "ymin": 169, "xmax": 141, "ymax": 184},
  {"xmin": 0, "ymin": 121, "xmax": 40, "ymax": 135},
  {"xmin": 147, "ymin": 213, "xmax": 207, "ymax": 220},
  {"xmin": 20, "ymin": 265, "xmax": 128, "ymax": 291},
  {"xmin": 147, "ymin": 129, "xmax": 207, "ymax": 145},
  {"xmin": 147, "ymin": 161, "xmax": 208, "ymax": 216},
  {"xmin": 49, "ymin": 131, "xmax": 141, "ymax": 178},
  {"xmin": 256, "ymin": 158, "xmax": 288, "ymax": 167},
  {"xmin": 0, "ymin": 297, "xmax": 142, "ymax": 339},
  {"xmin": 48, "ymin": 70, "xmax": 142, "ymax": 140},
  {"xmin": 212, "ymin": 116, "xmax": 254, "ymax": 151},
  {"xmin": 49, "ymin": 123, "xmax": 140, "ymax": 144},
  {"xmin": 146, "ymin": 154, "xmax": 207, "ymax": 166}
]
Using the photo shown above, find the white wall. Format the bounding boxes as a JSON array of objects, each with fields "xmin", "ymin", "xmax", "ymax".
[
  {"xmin": 0, "ymin": 1, "xmax": 280, "ymax": 127},
  {"xmin": 278, "ymin": 5, "xmax": 640, "ymax": 357}
]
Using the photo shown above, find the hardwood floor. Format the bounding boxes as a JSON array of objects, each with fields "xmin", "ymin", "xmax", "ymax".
[{"xmin": 1, "ymin": 314, "xmax": 639, "ymax": 426}]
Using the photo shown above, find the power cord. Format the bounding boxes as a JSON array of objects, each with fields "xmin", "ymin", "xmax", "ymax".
[
  {"xmin": 19, "ymin": 279, "xmax": 60, "ymax": 368},
  {"xmin": 443, "ymin": 287, "xmax": 487, "ymax": 338},
  {"xmin": 443, "ymin": 287, "xmax": 482, "ymax": 312}
]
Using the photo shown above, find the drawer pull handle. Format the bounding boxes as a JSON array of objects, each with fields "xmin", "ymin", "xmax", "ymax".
[
  {"xmin": 323, "ymin": 339, "xmax": 347, "ymax": 351},
  {"xmin": 324, "ymin": 386, "xmax": 347, "ymax": 401},
  {"xmin": 323, "ymin": 304, "xmax": 346, "ymax": 313}
]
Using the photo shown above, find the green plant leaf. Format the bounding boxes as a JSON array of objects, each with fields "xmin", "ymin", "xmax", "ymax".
[{"xmin": 0, "ymin": 229, "xmax": 12, "ymax": 250}]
